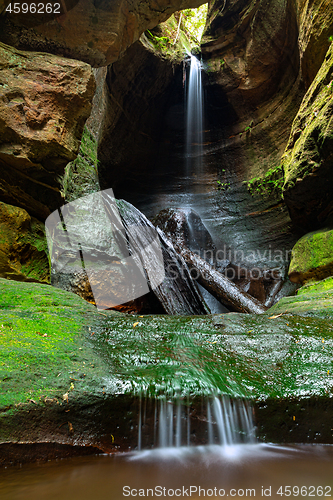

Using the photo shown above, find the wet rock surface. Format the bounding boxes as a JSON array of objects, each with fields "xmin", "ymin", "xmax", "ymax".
[
  {"xmin": 50, "ymin": 191, "xmax": 207, "ymax": 315},
  {"xmin": 153, "ymin": 207, "xmax": 286, "ymax": 308},
  {"xmin": 153, "ymin": 207, "xmax": 218, "ymax": 259},
  {"xmin": 1, "ymin": 279, "xmax": 333, "ymax": 464}
]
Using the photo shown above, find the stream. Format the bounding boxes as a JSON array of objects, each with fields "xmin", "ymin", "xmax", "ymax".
[{"xmin": 1, "ymin": 445, "xmax": 333, "ymax": 500}]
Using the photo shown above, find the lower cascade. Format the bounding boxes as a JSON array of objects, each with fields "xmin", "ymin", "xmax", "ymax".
[{"xmin": 137, "ymin": 396, "xmax": 256, "ymax": 450}]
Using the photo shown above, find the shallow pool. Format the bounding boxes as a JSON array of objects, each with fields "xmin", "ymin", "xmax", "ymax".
[{"xmin": 1, "ymin": 444, "xmax": 333, "ymax": 499}]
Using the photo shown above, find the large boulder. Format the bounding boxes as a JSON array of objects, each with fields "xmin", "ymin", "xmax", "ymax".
[
  {"xmin": 0, "ymin": 0, "xmax": 204, "ymax": 67},
  {"xmin": 0, "ymin": 42, "xmax": 95, "ymax": 220},
  {"xmin": 288, "ymin": 228, "xmax": 333, "ymax": 284},
  {"xmin": 266, "ymin": 275, "xmax": 333, "ymax": 317},
  {"xmin": 0, "ymin": 201, "xmax": 49, "ymax": 283}
]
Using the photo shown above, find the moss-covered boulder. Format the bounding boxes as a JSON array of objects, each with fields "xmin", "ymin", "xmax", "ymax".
[
  {"xmin": 297, "ymin": 276, "xmax": 333, "ymax": 296},
  {"xmin": 2, "ymin": 277, "xmax": 333, "ymax": 464},
  {"xmin": 288, "ymin": 228, "xmax": 333, "ymax": 284},
  {"xmin": 0, "ymin": 201, "xmax": 49, "ymax": 283},
  {"xmin": 282, "ymin": 42, "xmax": 333, "ymax": 230},
  {"xmin": 266, "ymin": 274, "xmax": 333, "ymax": 318}
]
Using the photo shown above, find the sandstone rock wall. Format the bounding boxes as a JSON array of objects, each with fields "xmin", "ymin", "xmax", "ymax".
[
  {"xmin": 0, "ymin": 0, "xmax": 204, "ymax": 67},
  {"xmin": 0, "ymin": 42, "xmax": 95, "ymax": 220}
]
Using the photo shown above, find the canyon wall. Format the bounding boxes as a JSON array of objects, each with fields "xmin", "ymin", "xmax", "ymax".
[{"xmin": 0, "ymin": 0, "xmax": 333, "ymax": 283}]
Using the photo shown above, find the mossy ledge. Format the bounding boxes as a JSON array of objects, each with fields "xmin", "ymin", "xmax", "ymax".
[{"xmin": 1, "ymin": 278, "xmax": 333, "ymax": 464}]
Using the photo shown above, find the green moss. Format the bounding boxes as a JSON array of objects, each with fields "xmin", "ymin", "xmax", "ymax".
[
  {"xmin": 297, "ymin": 276, "xmax": 333, "ymax": 296},
  {"xmin": 266, "ymin": 281, "xmax": 333, "ymax": 318},
  {"xmin": 288, "ymin": 228, "xmax": 333, "ymax": 284},
  {"xmin": 0, "ymin": 278, "xmax": 115, "ymax": 409},
  {"xmin": 247, "ymin": 164, "xmax": 284, "ymax": 198},
  {"xmin": 2, "ymin": 278, "xmax": 333, "ymax": 416},
  {"xmin": 61, "ymin": 126, "xmax": 100, "ymax": 202},
  {"xmin": 0, "ymin": 202, "xmax": 50, "ymax": 283},
  {"xmin": 282, "ymin": 42, "xmax": 333, "ymax": 190}
]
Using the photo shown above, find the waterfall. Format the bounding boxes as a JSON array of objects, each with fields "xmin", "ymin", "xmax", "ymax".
[
  {"xmin": 137, "ymin": 396, "xmax": 256, "ymax": 449},
  {"xmin": 186, "ymin": 54, "xmax": 204, "ymax": 179}
]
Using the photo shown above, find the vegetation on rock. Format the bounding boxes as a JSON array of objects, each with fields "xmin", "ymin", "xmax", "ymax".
[
  {"xmin": 247, "ymin": 165, "xmax": 284, "ymax": 199},
  {"xmin": 288, "ymin": 228, "xmax": 333, "ymax": 285},
  {"xmin": 144, "ymin": 5, "xmax": 208, "ymax": 60},
  {"xmin": 61, "ymin": 127, "xmax": 100, "ymax": 203},
  {"xmin": 0, "ymin": 202, "xmax": 49, "ymax": 284}
]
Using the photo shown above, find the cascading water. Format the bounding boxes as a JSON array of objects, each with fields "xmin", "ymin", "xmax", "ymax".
[
  {"xmin": 137, "ymin": 396, "xmax": 256, "ymax": 450},
  {"xmin": 186, "ymin": 54, "xmax": 204, "ymax": 181}
]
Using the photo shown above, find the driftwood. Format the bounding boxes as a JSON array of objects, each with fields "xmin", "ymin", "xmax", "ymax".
[{"xmin": 180, "ymin": 248, "xmax": 268, "ymax": 314}]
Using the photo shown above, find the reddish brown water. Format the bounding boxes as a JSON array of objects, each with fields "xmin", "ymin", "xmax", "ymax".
[{"xmin": 1, "ymin": 444, "xmax": 333, "ymax": 500}]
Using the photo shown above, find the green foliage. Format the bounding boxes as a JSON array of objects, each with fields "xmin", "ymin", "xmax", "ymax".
[
  {"xmin": 145, "ymin": 29, "xmax": 172, "ymax": 51},
  {"xmin": 239, "ymin": 120, "xmax": 254, "ymax": 137},
  {"xmin": 216, "ymin": 180, "xmax": 230, "ymax": 191},
  {"xmin": 182, "ymin": 4, "xmax": 208, "ymax": 46},
  {"xmin": 247, "ymin": 164, "xmax": 284, "ymax": 198}
]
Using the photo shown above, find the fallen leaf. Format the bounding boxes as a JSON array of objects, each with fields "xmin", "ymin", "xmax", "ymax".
[
  {"xmin": 133, "ymin": 322, "xmax": 139, "ymax": 328},
  {"xmin": 268, "ymin": 314, "xmax": 284, "ymax": 319}
]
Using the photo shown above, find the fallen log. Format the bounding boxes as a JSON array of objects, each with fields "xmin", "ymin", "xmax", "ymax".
[{"xmin": 180, "ymin": 248, "xmax": 268, "ymax": 314}]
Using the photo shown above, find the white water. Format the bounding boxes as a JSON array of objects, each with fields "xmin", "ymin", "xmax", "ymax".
[
  {"xmin": 186, "ymin": 54, "xmax": 204, "ymax": 178},
  {"xmin": 138, "ymin": 396, "xmax": 256, "ymax": 450}
]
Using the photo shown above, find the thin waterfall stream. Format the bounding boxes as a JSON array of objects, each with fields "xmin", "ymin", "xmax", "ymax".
[
  {"xmin": 137, "ymin": 396, "xmax": 256, "ymax": 451},
  {"xmin": 186, "ymin": 54, "xmax": 204, "ymax": 183}
]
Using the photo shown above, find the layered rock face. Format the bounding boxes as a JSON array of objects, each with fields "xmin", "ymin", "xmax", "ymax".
[
  {"xmin": 0, "ymin": 42, "xmax": 95, "ymax": 221},
  {"xmin": 0, "ymin": 0, "xmax": 204, "ymax": 67}
]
